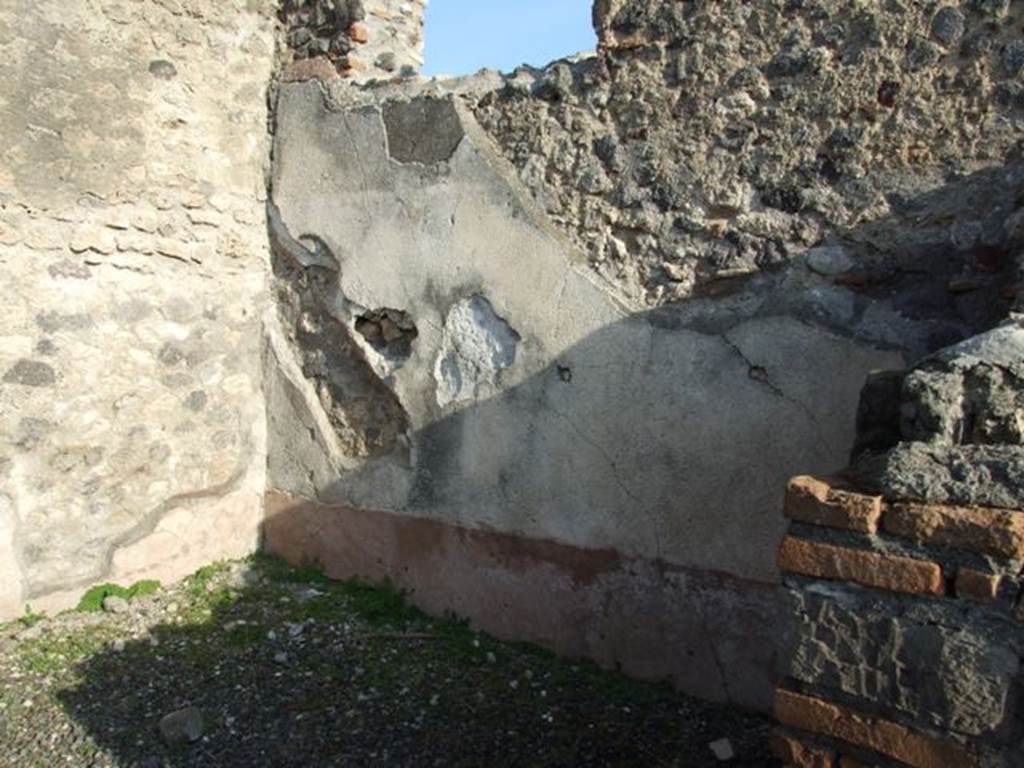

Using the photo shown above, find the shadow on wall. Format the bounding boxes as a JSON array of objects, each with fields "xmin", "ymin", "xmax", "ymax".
[
  {"xmin": 49, "ymin": 558, "xmax": 780, "ymax": 767},
  {"xmin": 268, "ymin": 293, "xmax": 848, "ymax": 709},
  {"xmin": 19, "ymin": 160, "xmax": 1018, "ymax": 768},
  {"xmin": 828, "ymin": 163, "xmax": 1024, "ymax": 349},
  {"xmin": 263, "ymin": 161, "xmax": 1022, "ymax": 712}
]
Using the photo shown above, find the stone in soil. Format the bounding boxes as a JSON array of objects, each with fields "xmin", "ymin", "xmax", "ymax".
[
  {"xmin": 709, "ymin": 737, "xmax": 735, "ymax": 761},
  {"xmin": 159, "ymin": 706, "xmax": 204, "ymax": 745},
  {"xmin": 102, "ymin": 595, "xmax": 130, "ymax": 614}
]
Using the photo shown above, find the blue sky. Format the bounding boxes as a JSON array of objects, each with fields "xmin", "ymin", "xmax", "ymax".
[{"xmin": 421, "ymin": 0, "xmax": 596, "ymax": 76}]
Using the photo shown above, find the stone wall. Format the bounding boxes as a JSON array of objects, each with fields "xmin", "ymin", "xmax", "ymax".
[
  {"xmin": 279, "ymin": 0, "xmax": 427, "ymax": 82},
  {"xmin": 849, "ymin": 320, "xmax": 1024, "ymax": 508},
  {"xmin": 474, "ymin": 0, "xmax": 1024, "ymax": 320},
  {"xmin": 775, "ymin": 482, "xmax": 1024, "ymax": 767},
  {"xmin": 774, "ymin": 321, "xmax": 1024, "ymax": 767},
  {"xmin": 3, "ymin": 0, "xmax": 1022, "ymax": 727},
  {"xmin": 262, "ymin": 0, "xmax": 1023, "ymax": 710},
  {"xmin": 0, "ymin": 0, "xmax": 277, "ymax": 617}
]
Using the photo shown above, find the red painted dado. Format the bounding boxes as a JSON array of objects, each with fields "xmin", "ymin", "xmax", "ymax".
[{"xmin": 262, "ymin": 490, "xmax": 791, "ymax": 711}]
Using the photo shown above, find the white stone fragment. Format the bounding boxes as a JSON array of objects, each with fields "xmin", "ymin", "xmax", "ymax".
[{"xmin": 709, "ymin": 738, "xmax": 735, "ymax": 761}]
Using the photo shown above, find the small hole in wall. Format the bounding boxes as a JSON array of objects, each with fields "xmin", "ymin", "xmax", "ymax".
[
  {"xmin": 355, "ymin": 308, "xmax": 419, "ymax": 360},
  {"xmin": 421, "ymin": 0, "xmax": 596, "ymax": 76}
]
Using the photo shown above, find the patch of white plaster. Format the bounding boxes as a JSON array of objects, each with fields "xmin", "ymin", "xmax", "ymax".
[{"xmin": 434, "ymin": 295, "xmax": 519, "ymax": 408}]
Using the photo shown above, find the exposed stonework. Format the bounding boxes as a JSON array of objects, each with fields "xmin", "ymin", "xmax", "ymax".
[
  {"xmin": 267, "ymin": 206, "xmax": 411, "ymax": 460},
  {"xmin": 0, "ymin": 0, "xmax": 276, "ymax": 614},
  {"xmin": 279, "ymin": 0, "xmax": 427, "ymax": 81},
  {"xmin": 777, "ymin": 481, "xmax": 1024, "ymax": 766},
  {"xmin": 775, "ymin": 323, "xmax": 1024, "ymax": 765},
  {"xmin": 468, "ymin": 0, "xmax": 1024, "ymax": 325},
  {"xmin": 4, "ymin": 2, "xmax": 1023, "ymax": 755},
  {"xmin": 851, "ymin": 319, "xmax": 1024, "ymax": 507}
]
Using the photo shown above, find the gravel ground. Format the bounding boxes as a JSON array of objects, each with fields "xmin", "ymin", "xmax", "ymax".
[{"xmin": 0, "ymin": 556, "xmax": 781, "ymax": 767}]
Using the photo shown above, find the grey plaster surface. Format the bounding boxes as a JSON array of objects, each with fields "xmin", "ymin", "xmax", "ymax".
[{"xmin": 268, "ymin": 81, "xmax": 906, "ymax": 584}]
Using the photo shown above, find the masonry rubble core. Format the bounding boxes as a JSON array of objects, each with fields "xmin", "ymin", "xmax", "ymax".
[{"xmin": 2, "ymin": 1, "xmax": 1024, "ymax": 762}]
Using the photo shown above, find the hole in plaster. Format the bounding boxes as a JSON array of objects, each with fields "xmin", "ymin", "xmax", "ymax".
[
  {"xmin": 354, "ymin": 308, "xmax": 419, "ymax": 360},
  {"xmin": 421, "ymin": 1, "xmax": 596, "ymax": 76}
]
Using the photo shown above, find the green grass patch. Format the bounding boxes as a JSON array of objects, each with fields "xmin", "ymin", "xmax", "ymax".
[
  {"xmin": 184, "ymin": 561, "xmax": 233, "ymax": 595},
  {"xmin": 225, "ymin": 622, "xmax": 265, "ymax": 648},
  {"xmin": 5, "ymin": 553, "xmax": 682, "ymax": 722},
  {"xmin": 337, "ymin": 578, "xmax": 423, "ymax": 627},
  {"xmin": 251, "ymin": 553, "xmax": 330, "ymax": 587},
  {"xmin": 253, "ymin": 554, "xmax": 422, "ymax": 628},
  {"xmin": 0, "ymin": 605, "xmax": 46, "ymax": 633},
  {"xmin": 17, "ymin": 629, "xmax": 116, "ymax": 675},
  {"xmin": 18, "ymin": 606, "xmax": 46, "ymax": 629},
  {"xmin": 75, "ymin": 581, "xmax": 161, "ymax": 613}
]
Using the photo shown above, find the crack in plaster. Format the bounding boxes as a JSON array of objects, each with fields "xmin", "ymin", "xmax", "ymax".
[
  {"xmin": 546, "ymin": 404, "xmax": 663, "ymax": 561},
  {"xmin": 719, "ymin": 331, "xmax": 830, "ymax": 452}
]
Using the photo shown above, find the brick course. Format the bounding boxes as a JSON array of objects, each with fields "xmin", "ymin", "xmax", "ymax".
[
  {"xmin": 784, "ymin": 476, "xmax": 882, "ymax": 534},
  {"xmin": 777, "ymin": 537, "xmax": 944, "ymax": 596},
  {"xmin": 883, "ymin": 502, "xmax": 1024, "ymax": 560},
  {"xmin": 771, "ymin": 731, "xmax": 836, "ymax": 767},
  {"xmin": 955, "ymin": 568, "xmax": 1001, "ymax": 603},
  {"xmin": 774, "ymin": 689, "xmax": 976, "ymax": 768}
]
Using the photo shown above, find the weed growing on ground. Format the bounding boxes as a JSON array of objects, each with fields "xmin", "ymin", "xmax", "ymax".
[
  {"xmin": 75, "ymin": 581, "xmax": 161, "ymax": 613},
  {"xmin": 0, "ymin": 606, "xmax": 45, "ymax": 633},
  {"xmin": 17, "ymin": 628, "xmax": 118, "ymax": 675}
]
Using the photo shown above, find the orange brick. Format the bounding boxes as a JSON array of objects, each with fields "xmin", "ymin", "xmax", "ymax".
[
  {"xmin": 347, "ymin": 22, "xmax": 369, "ymax": 44},
  {"xmin": 785, "ymin": 476, "xmax": 882, "ymax": 533},
  {"xmin": 771, "ymin": 731, "xmax": 835, "ymax": 767},
  {"xmin": 883, "ymin": 502, "xmax": 1024, "ymax": 559},
  {"xmin": 777, "ymin": 537, "xmax": 944, "ymax": 595},
  {"xmin": 955, "ymin": 568, "xmax": 1001, "ymax": 603},
  {"xmin": 774, "ymin": 689, "xmax": 976, "ymax": 768}
]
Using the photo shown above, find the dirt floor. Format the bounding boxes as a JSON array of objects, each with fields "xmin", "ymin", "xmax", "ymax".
[{"xmin": 0, "ymin": 556, "xmax": 781, "ymax": 767}]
